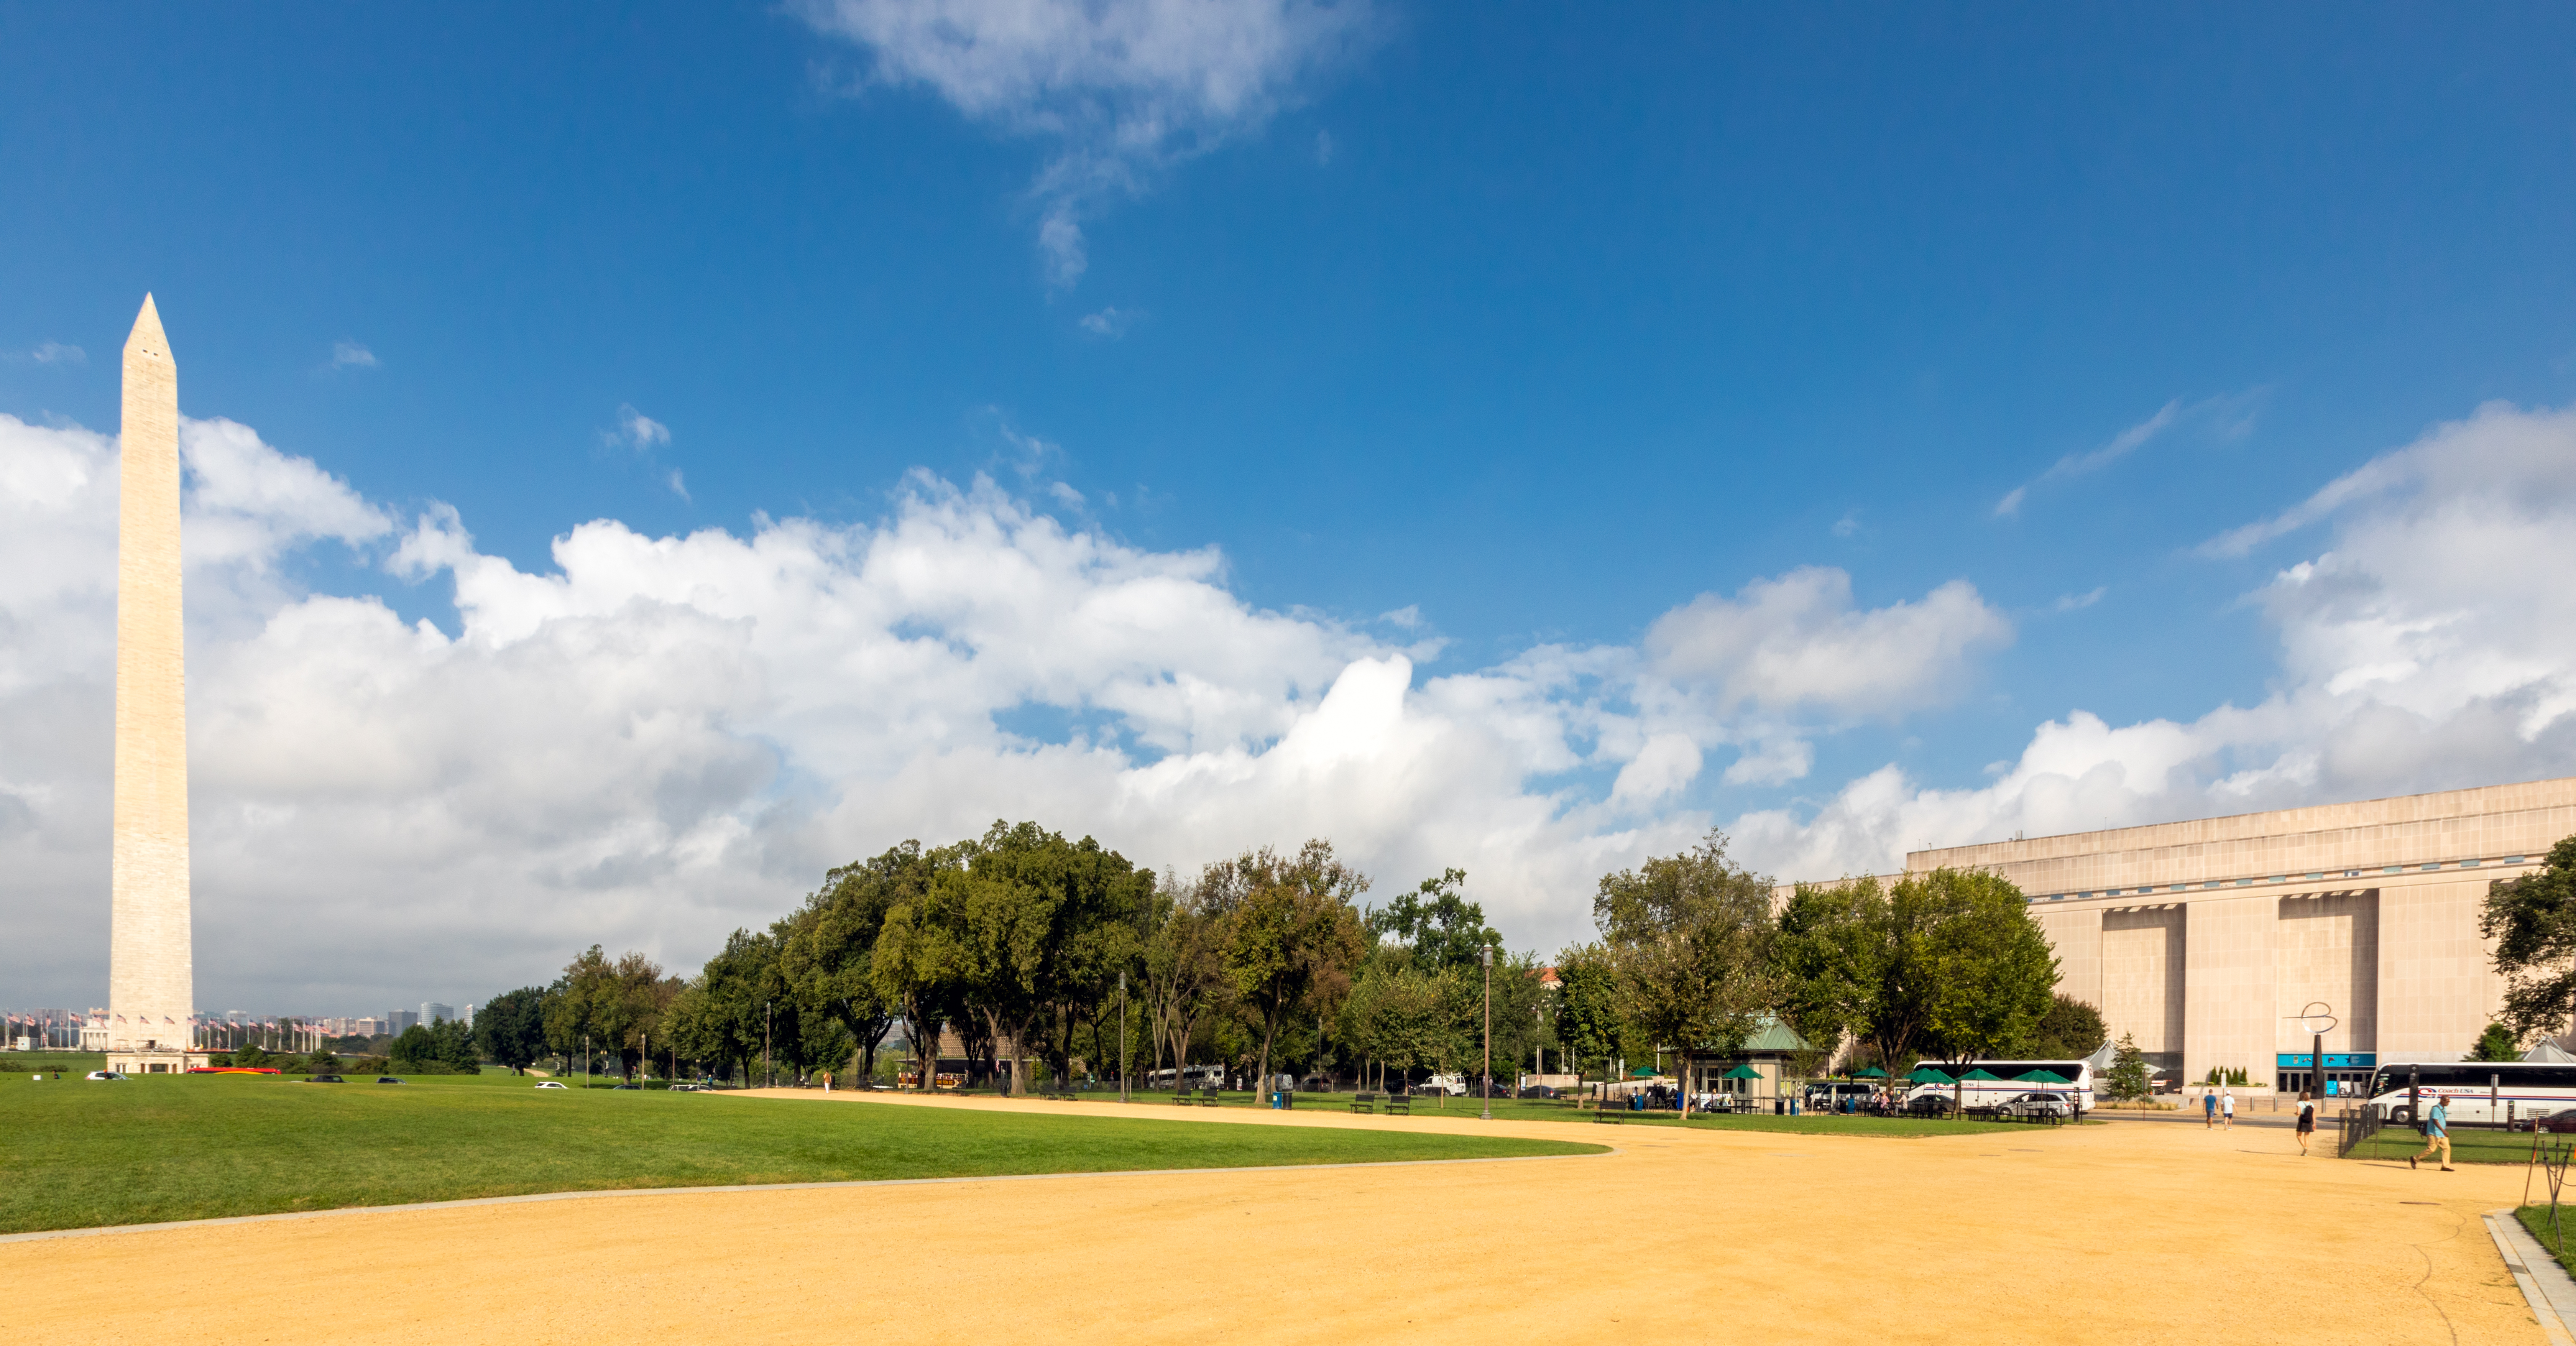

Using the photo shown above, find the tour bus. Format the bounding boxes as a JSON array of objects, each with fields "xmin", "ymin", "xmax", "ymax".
[
  {"xmin": 1899, "ymin": 1059, "xmax": 2097, "ymax": 1114},
  {"xmin": 1148, "ymin": 1064, "xmax": 1226, "ymax": 1090},
  {"xmin": 2362, "ymin": 1062, "xmax": 2576, "ymax": 1126}
]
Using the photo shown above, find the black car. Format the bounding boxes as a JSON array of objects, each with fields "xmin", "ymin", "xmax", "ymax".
[
  {"xmin": 1516, "ymin": 1084, "xmax": 1560, "ymax": 1100},
  {"xmin": 306, "ymin": 1074, "xmax": 344, "ymax": 1083},
  {"xmin": 375, "ymin": 1076, "xmax": 406, "ymax": 1085},
  {"xmin": 1905, "ymin": 1092, "xmax": 1955, "ymax": 1117}
]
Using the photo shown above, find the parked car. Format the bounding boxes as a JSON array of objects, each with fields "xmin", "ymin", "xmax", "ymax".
[
  {"xmin": 2537, "ymin": 1108, "xmax": 2576, "ymax": 1134},
  {"xmin": 534, "ymin": 1080, "xmax": 569, "ymax": 1090},
  {"xmin": 610, "ymin": 1082, "xmax": 641, "ymax": 1091},
  {"xmin": 1996, "ymin": 1091, "xmax": 2070, "ymax": 1121},
  {"xmin": 375, "ymin": 1076, "xmax": 406, "ymax": 1085},
  {"xmin": 1905, "ymin": 1092, "xmax": 1955, "ymax": 1117},
  {"xmin": 1517, "ymin": 1084, "xmax": 1560, "ymax": 1100},
  {"xmin": 85, "ymin": 1070, "xmax": 126, "ymax": 1081},
  {"xmin": 306, "ymin": 1074, "xmax": 344, "ymax": 1083}
]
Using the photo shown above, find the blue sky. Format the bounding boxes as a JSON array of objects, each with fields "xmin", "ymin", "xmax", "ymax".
[{"xmin": 6, "ymin": 3, "xmax": 2576, "ymax": 1009}]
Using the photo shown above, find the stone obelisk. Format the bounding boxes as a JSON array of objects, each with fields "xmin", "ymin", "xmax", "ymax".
[{"xmin": 107, "ymin": 294, "xmax": 204, "ymax": 1075}]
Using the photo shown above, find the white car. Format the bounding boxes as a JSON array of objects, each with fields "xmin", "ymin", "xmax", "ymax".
[
  {"xmin": 534, "ymin": 1080, "xmax": 568, "ymax": 1090},
  {"xmin": 85, "ymin": 1070, "xmax": 127, "ymax": 1081}
]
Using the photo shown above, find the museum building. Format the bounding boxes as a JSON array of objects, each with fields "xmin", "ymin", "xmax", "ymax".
[{"xmin": 1838, "ymin": 776, "xmax": 2574, "ymax": 1094}]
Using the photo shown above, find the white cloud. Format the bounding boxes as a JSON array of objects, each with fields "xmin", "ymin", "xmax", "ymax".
[
  {"xmin": 1831, "ymin": 509, "xmax": 1861, "ymax": 538},
  {"xmin": 1744, "ymin": 400, "xmax": 2576, "ymax": 879},
  {"xmin": 798, "ymin": 0, "xmax": 1377, "ymax": 285},
  {"xmin": 31, "ymin": 340, "xmax": 85, "ymax": 366},
  {"xmin": 329, "ymin": 340, "xmax": 379, "ymax": 370},
  {"xmin": 1642, "ymin": 567, "xmax": 2013, "ymax": 718},
  {"xmin": 1079, "ymin": 305, "xmax": 1138, "ymax": 337},
  {"xmin": 607, "ymin": 404, "xmax": 672, "ymax": 452},
  {"xmin": 1996, "ymin": 394, "xmax": 2259, "ymax": 518},
  {"xmin": 2052, "ymin": 587, "xmax": 2106, "ymax": 613},
  {"xmin": 8, "ymin": 396, "xmax": 2569, "ymax": 1013}
]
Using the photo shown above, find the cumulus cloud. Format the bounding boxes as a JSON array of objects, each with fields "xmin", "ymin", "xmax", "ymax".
[
  {"xmin": 8, "ymin": 396, "xmax": 2568, "ymax": 1013},
  {"xmin": 1753, "ymin": 400, "xmax": 2576, "ymax": 880},
  {"xmin": 329, "ymin": 340, "xmax": 378, "ymax": 370},
  {"xmin": 798, "ymin": 0, "xmax": 1377, "ymax": 285}
]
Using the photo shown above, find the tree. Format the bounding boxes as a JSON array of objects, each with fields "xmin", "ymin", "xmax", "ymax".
[
  {"xmin": 2106, "ymin": 1032, "xmax": 2150, "ymax": 1100},
  {"xmin": 1552, "ymin": 942, "xmax": 1623, "ymax": 1109},
  {"xmin": 1224, "ymin": 840, "xmax": 1369, "ymax": 1093},
  {"xmin": 782, "ymin": 844, "xmax": 928, "ymax": 1084},
  {"xmin": 1775, "ymin": 868, "xmax": 2059, "ymax": 1109},
  {"xmin": 1918, "ymin": 869, "xmax": 2059, "ymax": 1082},
  {"xmin": 474, "ymin": 987, "xmax": 550, "ymax": 1074},
  {"xmin": 2470, "ymin": 1022, "xmax": 2522, "ymax": 1062},
  {"xmin": 2481, "ymin": 835, "xmax": 2576, "ymax": 1042},
  {"xmin": 1138, "ymin": 867, "xmax": 1236, "ymax": 1092},
  {"xmin": 2027, "ymin": 994, "xmax": 2108, "ymax": 1060},
  {"xmin": 671, "ymin": 927, "xmax": 783, "ymax": 1086},
  {"xmin": 391, "ymin": 1019, "xmax": 478, "ymax": 1074},
  {"xmin": 1340, "ymin": 951, "xmax": 1460, "ymax": 1091},
  {"xmin": 1594, "ymin": 831, "xmax": 1781, "ymax": 1117},
  {"xmin": 1367, "ymin": 869, "xmax": 1502, "ymax": 973}
]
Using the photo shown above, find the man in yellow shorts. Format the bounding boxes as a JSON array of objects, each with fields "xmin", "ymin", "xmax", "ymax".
[{"xmin": 2410, "ymin": 1091, "xmax": 2453, "ymax": 1171}]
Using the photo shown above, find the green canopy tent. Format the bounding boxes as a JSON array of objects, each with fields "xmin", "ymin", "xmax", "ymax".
[
  {"xmin": 1953, "ymin": 1067, "xmax": 2003, "ymax": 1116},
  {"xmin": 1851, "ymin": 1066, "xmax": 1888, "ymax": 1078},
  {"xmin": 1906, "ymin": 1066, "xmax": 1954, "ymax": 1083},
  {"xmin": 2019, "ymin": 1068, "xmax": 2075, "ymax": 1116},
  {"xmin": 1722, "ymin": 1064, "xmax": 1763, "ymax": 1079}
]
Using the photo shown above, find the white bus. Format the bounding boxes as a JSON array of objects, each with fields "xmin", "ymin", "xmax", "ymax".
[
  {"xmin": 1901, "ymin": 1059, "xmax": 2096, "ymax": 1114},
  {"xmin": 2363, "ymin": 1062, "xmax": 2576, "ymax": 1126},
  {"xmin": 1148, "ymin": 1065, "xmax": 1226, "ymax": 1090}
]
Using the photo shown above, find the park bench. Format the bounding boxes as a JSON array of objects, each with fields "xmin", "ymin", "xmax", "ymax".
[
  {"xmin": 1384, "ymin": 1093, "xmax": 1411, "ymax": 1116},
  {"xmin": 1591, "ymin": 1106, "xmax": 1625, "ymax": 1124},
  {"xmin": 1350, "ymin": 1092, "xmax": 1375, "ymax": 1113},
  {"xmin": 1196, "ymin": 1086, "xmax": 1223, "ymax": 1107}
]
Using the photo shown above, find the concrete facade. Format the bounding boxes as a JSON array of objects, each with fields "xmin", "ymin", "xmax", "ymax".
[
  {"xmin": 106, "ymin": 294, "xmax": 205, "ymax": 1076},
  {"xmin": 1890, "ymin": 777, "xmax": 2576, "ymax": 1087}
]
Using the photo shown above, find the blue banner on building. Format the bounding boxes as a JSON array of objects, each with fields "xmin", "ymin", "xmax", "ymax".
[{"xmin": 2274, "ymin": 1053, "xmax": 2376, "ymax": 1069}]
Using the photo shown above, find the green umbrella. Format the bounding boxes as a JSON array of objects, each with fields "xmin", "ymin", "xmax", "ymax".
[
  {"xmin": 1960, "ymin": 1068, "xmax": 2003, "ymax": 1081},
  {"xmin": 1906, "ymin": 1066, "xmax": 1953, "ymax": 1084},
  {"xmin": 2018, "ymin": 1069, "xmax": 2070, "ymax": 1085},
  {"xmin": 1851, "ymin": 1066, "xmax": 1888, "ymax": 1078},
  {"xmin": 1630, "ymin": 1067, "xmax": 1660, "ymax": 1078},
  {"xmin": 1721, "ymin": 1064, "xmax": 1763, "ymax": 1080}
]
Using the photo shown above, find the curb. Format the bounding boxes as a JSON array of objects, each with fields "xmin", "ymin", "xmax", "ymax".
[{"xmin": 2487, "ymin": 1208, "xmax": 2576, "ymax": 1346}]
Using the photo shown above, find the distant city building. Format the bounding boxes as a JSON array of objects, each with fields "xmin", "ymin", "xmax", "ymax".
[
  {"xmin": 355, "ymin": 1016, "xmax": 383, "ymax": 1037},
  {"xmin": 423, "ymin": 1002, "xmax": 454, "ymax": 1025},
  {"xmin": 388, "ymin": 1009, "xmax": 419, "ymax": 1034},
  {"xmin": 461, "ymin": 1003, "xmax": 475, "ymax": 1029}
]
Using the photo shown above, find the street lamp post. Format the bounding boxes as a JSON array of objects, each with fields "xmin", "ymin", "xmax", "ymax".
[
  {"xmin": 1119, "ymin": 971, "xmax": 1129, "ymax": 1105},
  {"xmin": 764, "ymin": 1000, "xmax": 773, "ymax": 1090},
  {"xmin": 1480, "ymin": 945, "xmax": 1493, "ymax": 1121}
]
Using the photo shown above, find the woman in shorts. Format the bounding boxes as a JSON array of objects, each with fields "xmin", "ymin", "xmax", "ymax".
[{"xmin": 2295, "ymin": 1088, "xmax": 2316, "ymax": 1155}]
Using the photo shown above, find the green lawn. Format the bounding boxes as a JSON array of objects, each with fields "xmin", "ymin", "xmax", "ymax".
[
  {"xmin": 2519, "ymin": 1206, "xmax": 2576, "ymax": 1278},
  {"xmin": 0, "ymin": 1072, "xmax": 1600, "ymax": 1235},
  {"xmin": 2343, "ymin": 1126, "xmax": 2542, "ymax": 1165}
]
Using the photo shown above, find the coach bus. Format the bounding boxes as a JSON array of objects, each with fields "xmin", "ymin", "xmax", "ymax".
[
  {"xmin": 1899, "ymin": 1059, "xmax": 2096, "ymax": 1114},
  {"xmin": 2363, "ymin": 1062, "xmax": 2576, "ymax": 1126}
]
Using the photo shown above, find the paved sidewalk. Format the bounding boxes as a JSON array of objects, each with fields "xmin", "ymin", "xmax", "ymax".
[{"xmin": 2489, "ymin": 1208, "xmax": 2576, "ymax": 1346}]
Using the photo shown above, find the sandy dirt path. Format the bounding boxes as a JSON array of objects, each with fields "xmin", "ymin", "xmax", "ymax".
[{"xmin": 8, "ymin": 1090, "xmax": 2547, "ymax": 1344}]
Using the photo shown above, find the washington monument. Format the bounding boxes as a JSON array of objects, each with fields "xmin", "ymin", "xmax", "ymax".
[{"xmin": 105, "ymin": 294, "xmax": 205, "ymax": 1074}]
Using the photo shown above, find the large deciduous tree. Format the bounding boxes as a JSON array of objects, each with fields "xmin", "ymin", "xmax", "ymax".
[
  {"xmin": 1224, "ymin": 840, "xmax": 1368, "ymax": 1092},
  {"xmin": 1138, "ymin": 867, "xmax": 1235, "ymax": 1092},
  {"xmin": 2482, "ymin": 836, "xmax": 2576, "ymax": 1043},
  {"xmin": 1594, "ymin": 832, "xmax": 1781, "ymax": 1117},
  {"xmin": 473, "ymin": 986, "xmax": 550, "ymax": 1074}
]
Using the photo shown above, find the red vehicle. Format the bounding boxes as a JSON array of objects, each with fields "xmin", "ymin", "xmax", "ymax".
[{"xmin": 186, "ymin": 1066, "xmax": 282, "ymax": 1074}]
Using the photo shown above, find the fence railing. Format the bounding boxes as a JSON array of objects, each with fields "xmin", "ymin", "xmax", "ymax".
[{"xmin": 2335, "ymin": 1104, "xmax": 2384, "ymax": 1158}]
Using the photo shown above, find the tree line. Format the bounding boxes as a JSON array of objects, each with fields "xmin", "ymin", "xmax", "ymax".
[{"xmin": 461, "ymin": 823, "xmax": 2105, "ymax": 1104}]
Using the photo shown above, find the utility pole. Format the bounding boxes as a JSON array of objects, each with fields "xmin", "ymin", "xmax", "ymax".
[
  {"xmin": 1119, "ymin": 971, "xmax": 1130, "ymax": 1105},
  {"xmin": 764, "ymin": 1000, "xmax": 773, "ymax": 1090},
  {"xmin": 1480, "ymin": 944, "xmax": 1493, "ymax": 1121}
]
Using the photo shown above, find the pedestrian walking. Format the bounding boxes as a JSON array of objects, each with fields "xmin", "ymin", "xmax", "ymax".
[
  {"xmin": 2410, "ymin": 1092, "xmax": 2454, "ymax": 1171},
  {"xmin": 2221, "ymin": 1087, "xmax": 2235, "ymax": 1129},
  {"xmin": 2203, "ymin": 1088, "xmax": 2217, "ymax": 1129},
  {"xmin": 2295, "ymin": 1090, "xmax": 2316, "ymax": 1155}
]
